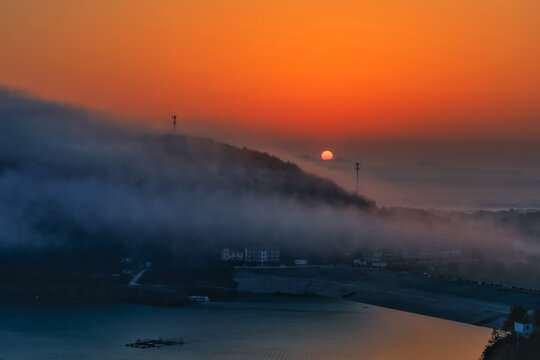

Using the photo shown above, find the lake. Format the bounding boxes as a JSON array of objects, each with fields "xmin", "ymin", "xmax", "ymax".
[{"xmin": 0, "ymin": 295, "xmax": 490, "ymax": 360}]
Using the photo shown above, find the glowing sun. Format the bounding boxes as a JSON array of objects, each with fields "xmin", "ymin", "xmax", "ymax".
[{"xmin": 321, "ymin": 150, "xmax": 334, "ymax": 160}]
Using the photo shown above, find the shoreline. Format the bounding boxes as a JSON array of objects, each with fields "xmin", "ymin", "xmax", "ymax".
[
  {"xmin": 4, "ymin": 265, "xmax": 539, "ymax": 329},
  {"xmin": 234, "ymin": 267, "xmax": 540, "ymax": 328}
]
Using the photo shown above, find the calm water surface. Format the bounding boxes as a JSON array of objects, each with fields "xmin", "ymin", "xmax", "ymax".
[{"xmin": 0, "ymin": 295, "xmax": 490, "ymax": 360}]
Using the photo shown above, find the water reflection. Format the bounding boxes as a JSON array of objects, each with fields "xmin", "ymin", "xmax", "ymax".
[{"xmin": 0, "ymin": 296, "xmax": 490, "ymax": 360}]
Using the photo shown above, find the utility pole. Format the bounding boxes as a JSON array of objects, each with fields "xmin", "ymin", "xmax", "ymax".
[
  {"xmin": 355, "ymin": 162, "xmax": 361, "ymax": 195},
  {"xmin": 172, "ymin": 115, "xmax": 177, "ymax": 133}
]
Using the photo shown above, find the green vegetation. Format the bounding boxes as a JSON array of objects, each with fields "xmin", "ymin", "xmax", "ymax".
[{"xmin": 481, "ymin": 306, "xmax": 540, "ymax": 360}]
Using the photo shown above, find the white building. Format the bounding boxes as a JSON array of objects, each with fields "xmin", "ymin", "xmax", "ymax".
[
  {"xmin": 352, "ymin": 259, "xmax": 367, "ymax": 266},
  {"xmin": 371, "ymin": 261, "xmax": 387, "ymax": 269},
  {"xmin": 221, "ymin": 248, "xmax": 244, "ymax": 262},
  {"xmin": 514, "ymin": 322, "xmax": 533, "ymax": 336},
  {"xmin": 244, "ymin": 248, "xmax": 280, "ymax": 265}
]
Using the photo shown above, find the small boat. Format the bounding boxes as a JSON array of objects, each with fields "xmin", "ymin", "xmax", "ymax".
[
  {"xmin": 188, "ymin": 295, "xmax": 210, "ymax": 302},
  {"xmin": 125, "ymin": 337, "xmax": 185, "ymax": 348}
]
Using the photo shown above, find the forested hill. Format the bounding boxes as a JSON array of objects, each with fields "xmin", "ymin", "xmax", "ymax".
[{"xmin": 153, "ymin": 134, "xmax": 374, "ymax": 209}]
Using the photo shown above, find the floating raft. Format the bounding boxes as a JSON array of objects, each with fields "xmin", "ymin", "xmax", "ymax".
[{"xmin": 125, "ymin": 338, "xmax": 185, "ymax": 349}]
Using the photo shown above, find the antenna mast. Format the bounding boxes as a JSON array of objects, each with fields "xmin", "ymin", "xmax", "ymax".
[{"xmin": 355, "ymin": 162, "xmax": 361, "ymax": 195}]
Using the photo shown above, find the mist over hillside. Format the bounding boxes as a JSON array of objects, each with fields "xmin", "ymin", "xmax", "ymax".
[
  {"xmin": 0, "ymin": 88, "xmax": 378, "ymax": 266},
  {"xmin": 1, "ymin": 88, "xmax": 540, "ymax": 287}
]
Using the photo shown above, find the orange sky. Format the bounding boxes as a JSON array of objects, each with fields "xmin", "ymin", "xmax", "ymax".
[{"xmin": 1, "ymin": 0, "xmax": 539, "ymax": 139}]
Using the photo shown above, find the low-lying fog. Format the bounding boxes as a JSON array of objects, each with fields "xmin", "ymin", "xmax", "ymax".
[{"xmin": 1, "ymin": 87, "xmax": 539, "ymax": 287}]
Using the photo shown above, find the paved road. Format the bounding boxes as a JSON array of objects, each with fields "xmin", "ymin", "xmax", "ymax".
[{"xmin": 128, "ymin": 269, "xmax": 147, "ymax": 286}]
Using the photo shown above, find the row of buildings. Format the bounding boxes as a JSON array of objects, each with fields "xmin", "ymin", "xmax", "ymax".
[
  {"xmin": 221, "ymin": 248, "xmax": 280, "ymax": 265},
  {"xmin": 221, "ymin": 246, "xmax": 462, "ymax": 267},
  {"xmin": 348, "ymin": 247, "xmax": 462, "ymax": 268}
]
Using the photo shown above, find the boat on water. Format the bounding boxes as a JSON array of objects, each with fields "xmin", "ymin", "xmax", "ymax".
[
  {"xmin": 125, "ymin": 337, "xmax": 185, "ymax": 349},
  {"xmin": 188, "ymin": 295, "xmax": 210, "ymax": 302}
]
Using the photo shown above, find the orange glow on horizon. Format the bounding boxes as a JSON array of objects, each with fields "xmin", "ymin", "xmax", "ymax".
[{"xmin": 0, "ymin": 0, "xmax": 539, "ymax": 140}]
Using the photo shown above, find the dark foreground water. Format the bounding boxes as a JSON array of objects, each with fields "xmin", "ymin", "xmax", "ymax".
[{"xmin": 0, "ymin": 295, "xmax": 490, "ymax": 360}]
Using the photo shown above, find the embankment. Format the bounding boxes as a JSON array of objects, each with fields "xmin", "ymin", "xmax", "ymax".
[{"xmin": 235, "ymin": 267, "xmax": 540, "ymax": 328}]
